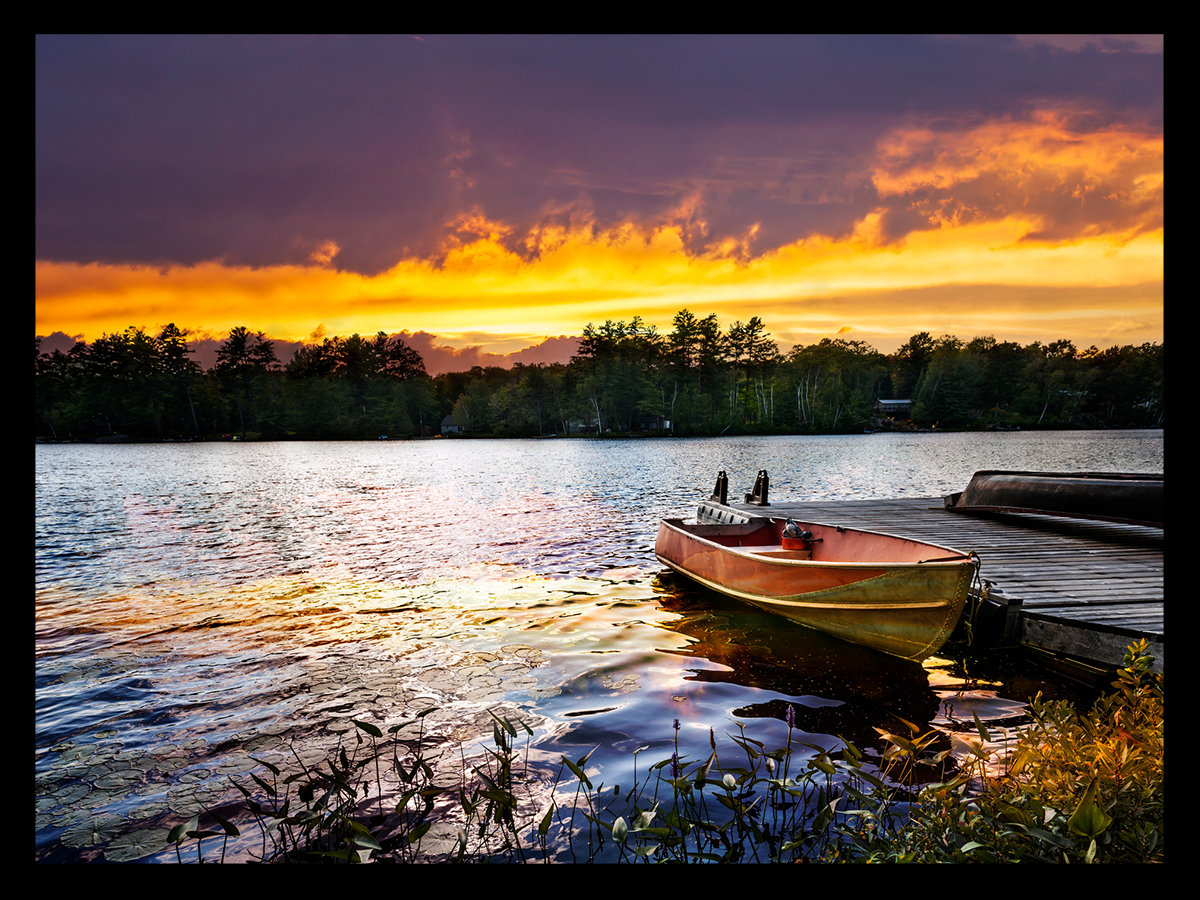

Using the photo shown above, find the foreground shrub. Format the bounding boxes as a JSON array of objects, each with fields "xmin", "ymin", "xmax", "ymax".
[{"xmin": 838, "ymin": 639, "xmax": 1163, "ymax": 863}]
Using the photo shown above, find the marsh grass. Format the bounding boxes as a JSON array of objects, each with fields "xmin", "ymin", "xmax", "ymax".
[{"xmin": 164, "ymin": 641, "xmax": 1163, "ymax": 864}]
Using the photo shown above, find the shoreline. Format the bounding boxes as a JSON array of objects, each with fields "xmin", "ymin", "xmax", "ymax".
[{"xmin": 36, "ymin": 424, "xmax": 1164, "ymax": 444}]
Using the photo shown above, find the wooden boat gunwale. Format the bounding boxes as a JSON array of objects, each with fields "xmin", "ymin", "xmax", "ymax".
[{"xmin": 656, "ymin": 516, "xmax": 975, "ymax": 568}]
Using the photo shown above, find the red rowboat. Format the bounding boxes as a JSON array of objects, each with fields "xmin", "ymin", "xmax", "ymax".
[{"xmin": 655, "ymin": 516, "xmax": 978, "ymax": 660}]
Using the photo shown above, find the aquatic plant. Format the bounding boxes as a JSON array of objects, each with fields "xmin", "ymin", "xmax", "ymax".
[{"xmin": 159, "ymin": 640, "xmax": 1162, "ymax": 864}]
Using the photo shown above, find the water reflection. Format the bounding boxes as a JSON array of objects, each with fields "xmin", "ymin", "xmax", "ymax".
[
  {"xmin": 35, "ymin": 433, "xmax": 1157, "ymax": 861},
  {"xmin": 654, "ymin": 573, "xmax": 939, "ymax": 750}
]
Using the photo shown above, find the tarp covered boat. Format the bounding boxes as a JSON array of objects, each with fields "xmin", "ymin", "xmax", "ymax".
[
  {"xmin": 943, "ymin": 470, "xmax": 1163, "ymax": 527},
  {"xmin": 655, "ymin": 516, "xmax": 978, "ymax": 660}
]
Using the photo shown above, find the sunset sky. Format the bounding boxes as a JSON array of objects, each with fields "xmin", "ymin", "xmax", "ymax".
[{"xmin": 36, "ymin": 34, "xmax": 1163, "ymax": 374}]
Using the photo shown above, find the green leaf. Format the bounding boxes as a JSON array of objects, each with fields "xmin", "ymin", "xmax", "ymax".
[
  {"xmin": 973, "ymin": 709, "xmax": 992, "ymax": 744},
  {"xmin": 285, "ymin": 809, "xmax": 323, "ymax": 825},
  {"xmin": 248, "ymin": 755, "xmax": 280, "ymax": 776},
  {"xmin": 612, "ymin": 816, "xmax": 628, "ymax": 844},
  {"xmin": 167, "ymin": 816, "xmax": 199, "ymax": 844},
  {"xmin": 308, "ymin": 850, "xmax": 354, "ymax": 861},
  {"xmin": 874, "ymin": 729, "xmax": 917, "ymax": 754},
  {"xmin": 693, "ymin": 750, "xmax": 717, "ymax": 785},
  {"xmin": 487, "ymin": 708, "xmax": 518, "ymax": 738},
  {"xmin": 716, "ymin": 794, "xmax": 740, "ymax": 813},
  {"xmin": 396, "ymin": 789, "xmax": 417, "ymax": 813},
  {"xmin": 1068, "ymin": 778, "xmax": 1113, "ymax": 838},
  {"xmin": 353, "ymin": 719, "xmax": 383, "ymax": 738},
  {"xmin": 951, "ymin": 734, "xmax": 991, "ymax": 760},
  {"xmin": 633, "ymin": 806, "xmax": 658, "ymax": 830},
  {"xmin": 809, "ymin": 755, "xmax": 836, "ymax": 775},
  {"xmin": 561, "ymin": 755, "xmax": 592, "ymax": 788},
  {"xmin": 353, "ymin": 832, "xmax": 383, "ymax": 850},
  {"xmin": 848, "ymin": 766, "xmax": 886, "ymax": 790},
  {"xmin": 728, "ymin": 736, "xmax": 762, "ymax": 758},
  {"xmin": 459, "ymin": 788, "xmax": 477, "ymax": 815},
  {"xmin": 207, "ymin": 808, "xmax": 241, "ymax": 837},
  {"xmin": 538, "ymin": 805, "xmax": 555, "ymax": 837},
  {"xmin": 838, "ymin": 737, "xmax": 863, "ymax": 763},
  {"xmin": 479, "ymin": 789, "xmax": 515, "ymax": 806}
]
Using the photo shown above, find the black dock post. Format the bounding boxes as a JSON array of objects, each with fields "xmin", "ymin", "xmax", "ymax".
[
  {"xmin": 710, "ymin": 471, "xmax": 728, "ymax": 505},
  {"xmin": 745, "ymin": 470, "xmax": 769, "ymax": 506}
]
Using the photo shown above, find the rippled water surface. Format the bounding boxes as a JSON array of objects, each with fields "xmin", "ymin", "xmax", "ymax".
[{"xmin": 35, "ymin": 431, "xmax": 1163, "ymax": 861}]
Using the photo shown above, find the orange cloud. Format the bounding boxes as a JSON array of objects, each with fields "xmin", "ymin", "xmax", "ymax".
[
  {"xmin": 871, "ymin": 110, "xmax": 1163, "ymax": 243},
  {"xmin": 308, "ymin": 240, "xmax": 341, "ymax": 266},
  {"xmin": 36, "ymin": 110, "xmax": 1162, "ymax": 357}
]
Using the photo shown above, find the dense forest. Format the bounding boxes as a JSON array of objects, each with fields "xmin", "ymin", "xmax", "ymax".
[{"xmin": 35, "ymin": 311, "xmax": 1164, "ymax": 441}]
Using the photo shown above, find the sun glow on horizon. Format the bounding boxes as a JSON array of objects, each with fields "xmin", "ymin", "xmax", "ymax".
[
  {"xmin": 35, "ymin": 214, "xmax": 1163, "ymax": 354},
  {"xmin": 36, "ymin": 109, "xmax": 1163, "ymax": 357}
]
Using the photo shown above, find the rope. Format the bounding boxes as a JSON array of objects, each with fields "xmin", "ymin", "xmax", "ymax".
[{"xmin": 962, "ymin": 551, "xmax": 990, "ymax": 647}]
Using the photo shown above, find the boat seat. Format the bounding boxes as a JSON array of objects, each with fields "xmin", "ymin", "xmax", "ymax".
[{"xmin": 733, "ymin": 546, "xmax": 813, "ymax": 560}]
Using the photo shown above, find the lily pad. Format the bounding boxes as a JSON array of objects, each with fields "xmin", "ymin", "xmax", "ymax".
[
  {"xmin": 127, "ymin": 801, "xmax": 169, "ymax": 819},
  {"xmin": 94, "ymin": 771, "xmax": 140, "ymax": 790},
  {"xmin": 492, "ymin": 664, "xmax": 532, "ymax": 679},
  {"xmin": 61, "ymin": 813, "xmax": 124, "ymax": 848},
  {"xmin": 105, "ymin": 827, "xmax": 170, "ymax": 862}
]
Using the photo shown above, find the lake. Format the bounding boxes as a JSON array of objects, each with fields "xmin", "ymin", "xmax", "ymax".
[{"xmin": 35, "ymin": 430, "xmax": 1163, "ymax": 862}]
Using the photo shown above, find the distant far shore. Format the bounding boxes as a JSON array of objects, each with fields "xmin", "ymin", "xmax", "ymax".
[{"xmin": 36, "ymin": 423, "xmax": 1162, "ymax": 444}]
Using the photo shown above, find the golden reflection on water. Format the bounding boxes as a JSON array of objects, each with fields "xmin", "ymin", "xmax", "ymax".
[{"xmin": 36, "ymin": 566, "xmax": 710, "ymax": 860}]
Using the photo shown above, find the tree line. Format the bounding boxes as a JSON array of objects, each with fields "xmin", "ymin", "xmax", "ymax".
[{"xmin": 35, "ymin": 313, "xmax": 1164, "ymax": 441}]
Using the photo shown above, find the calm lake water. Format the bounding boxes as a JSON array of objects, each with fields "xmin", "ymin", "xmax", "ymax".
[{"xmin": 35, "ymin": 430, "xmax": 1163, "ymax": 862}]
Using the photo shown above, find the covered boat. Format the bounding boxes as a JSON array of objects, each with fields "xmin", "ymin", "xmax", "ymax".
[
  {"xmin": 655, "ymin": 516, "xmax": 978, "ymax": 660},
  {"xmin": 943, "ymin": 470, "xmax": 1163, "ymax": 527}
]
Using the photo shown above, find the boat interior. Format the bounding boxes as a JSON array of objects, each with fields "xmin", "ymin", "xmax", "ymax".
[
  {"xmin": 671, "ymin": 518, "xmax": 828, "ymax": 560},
  {"xmin": 667, "ymin": 517, "xmax": 967, "ymax": 565}
]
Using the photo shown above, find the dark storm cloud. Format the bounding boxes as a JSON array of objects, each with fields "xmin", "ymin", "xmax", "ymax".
[{"xmin": 36, "ymin": 34, "xmax": 1162, "ymax": 276}]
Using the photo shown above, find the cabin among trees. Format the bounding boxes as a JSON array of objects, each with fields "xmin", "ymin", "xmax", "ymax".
[
  {"xmin": 873, "ymin": 399, "xmax": 911, "ymax": 419},
  {"xmin": 36, "ymin": 317, "xmax": 1164, "ymax": 441}
]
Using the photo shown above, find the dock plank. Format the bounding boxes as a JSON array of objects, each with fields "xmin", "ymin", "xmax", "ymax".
[{"xmin": 703, "ymin": 497, "xmax": 1163, "ymax": 670}]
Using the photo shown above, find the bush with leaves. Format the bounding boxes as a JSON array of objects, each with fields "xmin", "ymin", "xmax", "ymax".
[{"xmin": 839, "ymin": 639, "xmax": 1163, "ymax": 863}]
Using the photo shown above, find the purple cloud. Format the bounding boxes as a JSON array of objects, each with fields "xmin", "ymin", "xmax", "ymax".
[{"xmin": 37, "ymin": 35, "xmax": 1162, "ymax": 276}]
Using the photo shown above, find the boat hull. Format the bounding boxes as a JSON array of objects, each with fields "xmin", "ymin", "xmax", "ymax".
[
  {"xmin": 654, "ymin": 518, "xmax": 976, "ymax": 660},
  {"xmin": 944, "ymin": 470, "xmax": 1162, "ymax": 527}
]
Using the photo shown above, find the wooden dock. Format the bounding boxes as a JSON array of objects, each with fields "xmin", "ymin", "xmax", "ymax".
[{"xmin": 700, "ymin": 497, "xmax": 1163, "ymax": 674}]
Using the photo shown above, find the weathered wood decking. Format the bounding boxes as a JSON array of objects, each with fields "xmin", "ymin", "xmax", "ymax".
[{"xmin": 701, "ymin": 497, "xmax": 1163, "ymax": 673}]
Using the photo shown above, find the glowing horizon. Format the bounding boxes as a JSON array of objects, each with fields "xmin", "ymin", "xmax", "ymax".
[
  {"xmin": 36, "ymin": 37, "xmax": 1163, "ymax": 360},
  {"xmin": 35, "ymin": 211, "xmax": 1164, "ymax": 357}
]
